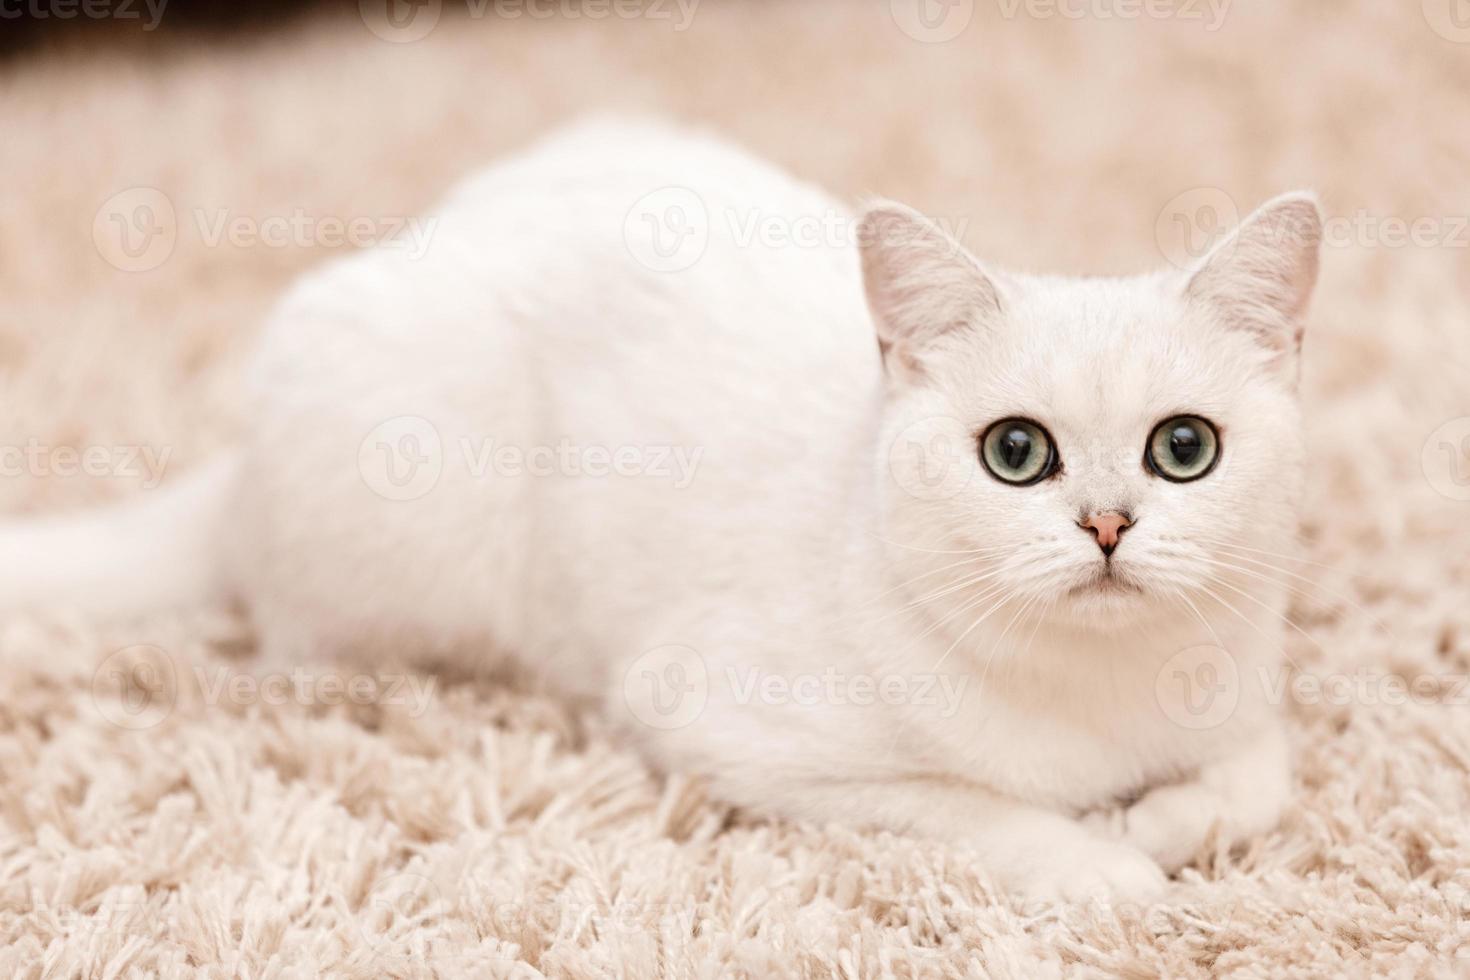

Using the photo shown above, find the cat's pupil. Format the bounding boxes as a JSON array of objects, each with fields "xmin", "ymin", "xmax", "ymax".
[
  {"xmin": 1169, "ymin": 425, "xmax": 1201, "ymax": 465},
  {"xmin": 1000, "ymin": 428, "xmax": 1033, "ymax": 470}
]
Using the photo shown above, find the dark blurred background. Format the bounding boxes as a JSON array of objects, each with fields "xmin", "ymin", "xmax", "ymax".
[{"xmin": 0, "ymin": 0, "xmax": 337, "ymax": 56}]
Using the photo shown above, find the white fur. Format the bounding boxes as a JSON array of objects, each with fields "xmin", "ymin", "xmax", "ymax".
[{"xmin": 2, "ymin": 120, "xmax": 1322, "ymax": 904}]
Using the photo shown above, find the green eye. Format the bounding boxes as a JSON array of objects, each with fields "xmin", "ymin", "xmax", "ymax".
[
  {"xmin": 980, "ymin": 418, "xmax": 1057, "ymax": 486},
  {"xmin": 1146, "ymin": 415, "xmax": 1220, "ymax": 482}
]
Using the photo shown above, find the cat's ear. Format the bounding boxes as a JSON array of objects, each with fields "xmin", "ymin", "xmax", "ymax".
[
  {"xmin": 1183, "ymin": 191, "xmax": 1322, "ymax": 376},
  {"xmin": 857, "ymin": 201, "xmax": 1004, "ymax": 381}
]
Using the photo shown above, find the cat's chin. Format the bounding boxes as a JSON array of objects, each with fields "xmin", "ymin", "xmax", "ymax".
[{"xmin": 1060, "ymin": 566, "xmax": 1153, "ymax": 624}]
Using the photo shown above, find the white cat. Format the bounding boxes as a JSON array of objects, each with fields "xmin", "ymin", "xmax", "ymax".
[{"xmin": 2, "ymin": 120, "xmax": 1321, "ymax": 903}]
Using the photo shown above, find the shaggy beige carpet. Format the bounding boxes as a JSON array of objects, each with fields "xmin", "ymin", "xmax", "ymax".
[{"xmin": 3, "ymin": 1, "xmax": 1470, "ymax": 976}]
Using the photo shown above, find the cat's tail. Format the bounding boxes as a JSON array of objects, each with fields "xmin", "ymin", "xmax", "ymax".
[{"xmin": 0, "ymin": 452, "xmax": 240, "ymax": 619}]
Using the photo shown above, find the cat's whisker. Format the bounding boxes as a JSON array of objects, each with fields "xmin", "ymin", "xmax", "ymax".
[
  {"xmin": 829, "ymin": 555, "xmax": 1023, "ymax": 640},
  {"xmin": 929, "ymin": 587, "xmax": 1024, "ymax": 674},
  {"xmin": 1189, "ymin": 549, "xmax": 1397, "ymax": 641},
  {"xmin": 976, "ymin": 591, "xmax": 1048, "ymax": 704},
  {"xmin": 838, "ymin": 566, "xmax": 1012, "ymax": 638},
  {"xmin": 1207, "ymin": 573, "xmax": 1329, "ymax": 659},
  {"xmin": 1187, "ymin": 553, "xmax": 1337, "ymax": 608},
  {"xmin": 847, "ymin": 552, "xmax": 1001, "ymax": 616},
  {"xmin": 892, "ymin": 566, "xmax": 1012, "ymax": 616},
  {"xmin": 910, "ymin": 582, "xmax": 1016, "ymax": 651},
  {"xmin": 875, "ymin": 585, "xmax": 1020, "ymax": 764},
  {"xmin": 1195, "ymin": 579, "xmax": 1310, "ymax": 674},
  {"xmin": 1170, "ymin": 586, "xmax": 1226, "ymax": 651},
  {"xmin": 1191, "ymin": 535, "xmax": 1343, "ymax": 573},
  {"xmin": 860, "ymin": 529, "xmax": 1014, "ymax": 557}
]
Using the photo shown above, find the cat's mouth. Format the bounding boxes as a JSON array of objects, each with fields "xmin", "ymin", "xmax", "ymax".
[{"xmin": 1069, "ymin": 565, "xmax": 1144, "ymax": 597}]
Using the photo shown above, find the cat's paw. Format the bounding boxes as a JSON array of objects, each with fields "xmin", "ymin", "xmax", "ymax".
[
  {"xmin": 1084, "ymin": 784, "xmax": 1218, "ymax": 872},
  {"xmin": 1084, "ymin": 730, "xmax": 1291, "ymax": 872},
  {"xmin": 1009, "ymin": 837, "xmax": 1166, "ymax": 907}
]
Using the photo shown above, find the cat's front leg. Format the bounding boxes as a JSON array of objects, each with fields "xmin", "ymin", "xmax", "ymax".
[
  {"xmin": 771, "ymin": 779, "xmax": 1167, "ymax": 905},
  {"xmin": 1084, "ymin": 725, "xmax": 1290, "ymax": 872}
]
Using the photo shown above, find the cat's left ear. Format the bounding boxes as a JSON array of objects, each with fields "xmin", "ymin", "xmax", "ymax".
[
  {"xmin": 1183, "ymin": 191, "xmax": 1323, "ymax": 378},
  {"xmin": 858, "ymin": 201, "xmax": 1005, "ymax": 382}
]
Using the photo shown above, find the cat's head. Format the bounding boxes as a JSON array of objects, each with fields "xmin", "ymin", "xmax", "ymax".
[{"xmin": 864, "ymin": 193, "xmax": 1322, "ymax": 630}]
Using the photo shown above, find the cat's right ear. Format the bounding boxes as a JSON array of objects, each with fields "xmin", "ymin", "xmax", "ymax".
[
  {"xmin": 1182, "ymin": 191, "xmax": 1322, "ymax": 381},
  {"xmin": 857, "ymin": 202, "xmax": 1004, "ymax": 382}
]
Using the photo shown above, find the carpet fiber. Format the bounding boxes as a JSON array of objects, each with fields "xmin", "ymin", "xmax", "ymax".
[{"xmin": 3, "ymin": 1, "xmax": 1470, "ymax": 976}]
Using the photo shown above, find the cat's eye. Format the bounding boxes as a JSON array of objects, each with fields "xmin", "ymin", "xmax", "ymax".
[
  {"xmin": 1146, "ymin": 415, "xmax": 1220, "ymax": 482},
  {"xmin": 979, "ymin": 418, "xmax": 1057, "ymax": 486}
]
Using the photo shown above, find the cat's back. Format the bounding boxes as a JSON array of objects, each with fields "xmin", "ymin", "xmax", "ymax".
[
  {"xmin": 253, "ymin": 117, "xmax": 875, "ymax": 418},
  {"xmin": 231, "ymin": 121, "xmax": 884, "ymax": 670}
]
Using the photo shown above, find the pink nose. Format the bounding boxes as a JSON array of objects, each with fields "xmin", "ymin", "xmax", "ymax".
[{"xmin": 1081, "ymin": 512, "xmax": 1132, "ymax": 557}]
